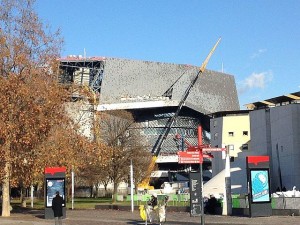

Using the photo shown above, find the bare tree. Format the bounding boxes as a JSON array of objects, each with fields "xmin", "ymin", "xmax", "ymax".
[{"xmin": 98, "ymin": 110, "xmax": 152, "ymax": 202}]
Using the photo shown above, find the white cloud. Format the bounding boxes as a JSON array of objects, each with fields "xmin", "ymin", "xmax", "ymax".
[
  {"xmin": 251, "ymin": 49, "xmax": 267, "ymax": 59},
  {"xmin": 238, "ymin": 71, "xmax": 273, "ymax": 94}
]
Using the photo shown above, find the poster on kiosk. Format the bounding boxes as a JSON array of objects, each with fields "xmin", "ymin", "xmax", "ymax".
[
  {"xmin": 44, "ymin": 167, "xmax": 66, "ymax": 219},
  {"xmin": 246, "ymin": 156, "xmax": 272, "ymax": 217}
]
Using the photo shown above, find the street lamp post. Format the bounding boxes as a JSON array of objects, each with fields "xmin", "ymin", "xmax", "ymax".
[{"xmin": 130, "ymin": 159, "xmax": 134, "ymax": 212}]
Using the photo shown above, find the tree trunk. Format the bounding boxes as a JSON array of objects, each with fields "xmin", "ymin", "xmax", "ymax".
[
  {"xmin": 104, "ymin": 184, "xmax": 108, "ymax": 197},
  {"xmin": 95, "ymin": 185, "xmax": 99, "ymax": 198},
  {"xmin": 112, "ymin": 183, "xmax": 118, "ymax": 203},
  {"xmin": 2, "ymin": 161, "xmax": 11, "ymax": 217},
  {"xmin": 21, "ymin": 187, "xmax": 27, "ymax": 208},
  {"xmin": 90, "ymin": 185, "xmax": 93, "ymax": 198}
]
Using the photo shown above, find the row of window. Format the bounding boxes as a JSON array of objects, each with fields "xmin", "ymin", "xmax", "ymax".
[
  {"xmin": 229, "ymin": 131, "xmax": 248, "ymax": 136},
  {"xmin": 142, "ymin": 128, "xmax": 198, "ymax": 136},
  {"xmin": 214, "ymin": 131, "xmax": 248, "ymax": 139},
  {"xmin": 227, "ymin": 144, "xmax": 249, "ymax": 151}
]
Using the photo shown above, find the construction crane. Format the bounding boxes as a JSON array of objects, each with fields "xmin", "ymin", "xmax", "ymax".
[
  {"xmin": 151, "ymin": 37, "xmax": 221, "ymax": 157},
  {"xmin": 138, "ymin": 38, "xmax": 221, "ymax": 191}
]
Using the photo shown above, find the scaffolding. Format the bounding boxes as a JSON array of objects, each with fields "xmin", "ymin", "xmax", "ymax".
[{"xmin": 59, "ymin": 56, "xmax": 105, "ymax": 96}]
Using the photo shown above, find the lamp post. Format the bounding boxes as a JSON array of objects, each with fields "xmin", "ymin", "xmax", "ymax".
[
  {"xmin": 222, "ymin": 145, "xmax": 232, "ymax": 216},
  {"xmin": 71, "ymin": 165, "xmax": 75, "ymax": 210},
  {"xmin": 130, "ymin": 159, "xmax": 134, "ymax": 212},
  {"xmin": 30, "ymin": 184, "xmax": 34, "ymax": 208}
]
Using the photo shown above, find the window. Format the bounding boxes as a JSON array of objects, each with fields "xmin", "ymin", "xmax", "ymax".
[
  {"xmin": 214, "ymin": 132, "xmax": 218, "ymax": 140},
  {"xmin": 213, "ymin": 120, "xmax": 218, "ymax": 127},
  {"xmin": 228, "ymin": 145, "xmax": 234, "ymax": 151},
  {"xmin": 243, "ymin": 131, "xmax": 248, "ymax": 136},
  {"xmin": 228, "ymin": 132, "xmax": 234, "ymax": 136},
  {"xmin": 230, "ymin": 157, "xmax": 235, "ymax": 162},
  {"xmin": 242, "ymin": 144, "xmax": 248, "ymax": 150}
]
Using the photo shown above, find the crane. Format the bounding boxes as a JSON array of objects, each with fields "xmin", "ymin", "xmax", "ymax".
[{"xmin": 151, "ymin": 37, "xmax": 221, "ymax": 157}]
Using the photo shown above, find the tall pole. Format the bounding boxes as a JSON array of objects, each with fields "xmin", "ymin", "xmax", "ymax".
[
  {"xmin": 222, "ymin": 146, "xmax": 232, "ymax": 215},
  {"xmin": 30, "ymin": 184, "xmax": 34, "ymax": 208},
  {"xmin": 71, "ymin": 165, "xmax": 75, "ymax": 210},
  {"xmin": 130, "ymin": 159, "xmax": 134, "ymax": 212},
  {"xmin": 198, "ymin": 126, "xmax": 204, "ymax": 225}
]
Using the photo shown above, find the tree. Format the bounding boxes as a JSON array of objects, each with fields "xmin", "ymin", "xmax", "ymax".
[
  {"xmin": 98, "ymin": 110, "xmax": 152, "ymax": 202},
  {"xmin": 131, "ymin": 146, "xmax": 154, "ymax": 193},
  {"xmin": 0, "ymin": 0, "xmax": 64, "ymax": 216},
  {"xmin": 34, "ymin": 122, "xmax": 100, "ymax": 199}
]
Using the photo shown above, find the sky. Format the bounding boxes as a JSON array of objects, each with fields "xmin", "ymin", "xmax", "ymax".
[{"xmin": 35, "ymin": 0, "xmax": 300, "ymax": 109}]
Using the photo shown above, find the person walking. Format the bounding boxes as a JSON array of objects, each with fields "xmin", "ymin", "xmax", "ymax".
[
  {"xmin": 52, "ymin": 191, "xmax": 64, "ymax": 225},
  {"xmin": 146, "ymin": 193, "xmax": 158, "ymax": 223}
]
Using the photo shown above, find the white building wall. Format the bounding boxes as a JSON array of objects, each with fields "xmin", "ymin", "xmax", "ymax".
[
  {"xmin": 65, "ymin": 101, "xmax": 94, "ymax": 140},
  {"xmin": 210, "ymin": 114, "xmax": 251, "ymax": 195}
]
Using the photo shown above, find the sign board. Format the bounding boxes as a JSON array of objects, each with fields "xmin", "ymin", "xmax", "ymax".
[
  {"xmin": 189, "ymin": 172, "xmax": 202, "ymax": 216},
  {"xmin": 249, "ymin": 169, "xmax": 271, "ymax": 203},
  {"xmin": 44, "ymin": 167, "xmax": 66, "ymax": 219},
  {"xmin": 45, "ymin": 178, "xmax": 65, "ymax": 207},
  {"xmin": 246, "ymin": 156, "xmax": 272, "ymax": 217},
  {"xmin": 202, "ymin": 147, "xmax": 226, "ymax": 152},
  {"xmin": 178, "ymin": 151, "xmax": 201, "ymax": 164}
]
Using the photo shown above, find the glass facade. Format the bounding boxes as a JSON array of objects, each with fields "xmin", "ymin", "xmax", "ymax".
[{"xmin": 130, "ymin": 107, "xmax": 210, "ymax": 156}]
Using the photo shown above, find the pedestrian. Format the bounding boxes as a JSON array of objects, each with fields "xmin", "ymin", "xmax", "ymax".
[
  {"xmin": 205, "ymin": 194, "xmax": 218, "ymax": 214},
  {"xmin": 146, "ymin": 193, "xmax": 158, "ymax": 223},
  {"xmin": 52, "ymin": 191, "xmax": 64, "ymax": 225},
  {"xmin": 148, "ymin": 193, "xmax": 158, "ymax": 209}
]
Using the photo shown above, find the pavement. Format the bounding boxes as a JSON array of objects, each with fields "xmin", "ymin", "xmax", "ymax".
[{"xmin": 0, "ymin": 209, "xmax": 299, "ymax": 225}]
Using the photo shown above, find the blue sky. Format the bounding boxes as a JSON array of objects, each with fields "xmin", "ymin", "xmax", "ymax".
[{"xmin": 36, "ymin": 0, "xmax": 300, "ymax": 109}]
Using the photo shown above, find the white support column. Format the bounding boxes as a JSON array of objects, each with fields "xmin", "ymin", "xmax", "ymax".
[
  {"xmin": 222, "ymin": 145, "xmax": 232, "ymax": 215},
  {"xmin": 130, "ymin": 159, "xmax": 134, "ymax": 212},
  {"xmin": 71, "ymin": 166, "xmax": 75, "ymax": 210},
  {"xmin": 30, "ymin": 184, "xmax": 34, "ymax": 208}
]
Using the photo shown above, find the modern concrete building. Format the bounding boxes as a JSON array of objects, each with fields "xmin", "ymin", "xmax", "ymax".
[
  {"xmin": 246, "ymin": 92, "xmax": 300, "ymax": 192},
  {"xmin": 59, "ymin": 56, "xmax": 240, "ymax": 186},
  {"xmin": 209, "ymin": 110, "xmax": 251, "ymax": 195},
  {"xmin": 208, "ymin": 92, "xmax": 300, "ymax": 195}
]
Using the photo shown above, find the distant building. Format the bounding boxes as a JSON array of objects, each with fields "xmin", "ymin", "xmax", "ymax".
[
  {"xmin": 210, "ymin": 110, "xmax": 251, "ymax": 194},
  {"xmin": 59, "ymin": 56, "xmax": 240, "ymax": 186},
  {"xmin": 246, "ymin": 92, "xmax": 300, "ymax": 192},
  {"xmin": 208, "ymin": 92, "xmax": 300, "ymax": 195}
]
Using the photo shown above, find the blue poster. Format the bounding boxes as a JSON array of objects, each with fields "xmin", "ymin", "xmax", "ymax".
[
  {"xmin": 46, "ymin": 179, "xmax": 65, "ymax": 207},
  {"xmin": 250, "ymin": 170, "xmax": 270, "ymax": 202}
]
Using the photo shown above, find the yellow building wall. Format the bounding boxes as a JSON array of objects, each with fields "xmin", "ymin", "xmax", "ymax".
[{"xmin": 222, "ymin": 115, "xmax": 250, "ymax": 157}]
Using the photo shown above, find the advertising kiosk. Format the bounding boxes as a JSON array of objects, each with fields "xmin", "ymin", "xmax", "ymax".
[
  {"xmin": 246, "ymin": 156, "xmax": 272, "ymax": 217},
  {"xmin": 44, "ymin": 167, "xmax": 66, "ymax": 219}
]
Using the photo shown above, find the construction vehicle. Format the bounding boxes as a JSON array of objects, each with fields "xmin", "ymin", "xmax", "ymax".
[{"xmin": 139, "ymin": 38, "xmax": 221, "ymax": 190}]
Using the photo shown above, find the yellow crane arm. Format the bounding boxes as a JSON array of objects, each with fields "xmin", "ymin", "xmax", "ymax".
[{"xmin": 199, "ymin": 37, "xmax": 221, "ymax": 73}]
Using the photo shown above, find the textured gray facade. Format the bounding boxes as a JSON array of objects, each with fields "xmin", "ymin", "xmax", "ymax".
[
  {"xmin": 59, "ymin": 57, "xmax": 239, "ymax": 165},
  {"xmin": 100, "ymin": 58, "xmax": 240, "ymax": 114},
  {"xmin": 251, "ymin": 104, "xmax": 300, "ymax": 192}
]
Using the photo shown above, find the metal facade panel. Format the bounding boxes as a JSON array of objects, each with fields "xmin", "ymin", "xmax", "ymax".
[{"xmin": 100, "ymin": 58, "xmax": 239, "ymax": 114}]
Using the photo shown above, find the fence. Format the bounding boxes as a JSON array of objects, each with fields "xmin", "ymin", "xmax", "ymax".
[{"xmin": 232, "ymin": 196, "xmax": 300, "ymax": 209}]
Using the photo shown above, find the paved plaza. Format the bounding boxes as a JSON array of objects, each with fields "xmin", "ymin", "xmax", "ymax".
[{"xmin": 0, "ymin": 209, "xmax": 299, "ymax": 225}]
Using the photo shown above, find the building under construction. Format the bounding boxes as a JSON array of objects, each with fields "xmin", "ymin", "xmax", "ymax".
[{"xmin": 59, "ymin": 56, "xmax": 240, "ymax": 187}]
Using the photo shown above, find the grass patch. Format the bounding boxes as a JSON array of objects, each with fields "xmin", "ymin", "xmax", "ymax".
[
  {"xmin": 9, "ymin": 198, "xmax": 113, "ymax": 210},
  {"xmin": 7, "ymin": 197, "xmax": 190, "ymax": 210}
]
